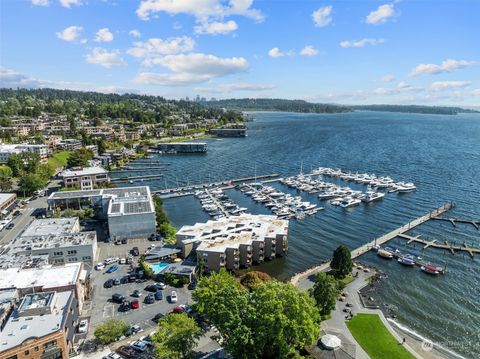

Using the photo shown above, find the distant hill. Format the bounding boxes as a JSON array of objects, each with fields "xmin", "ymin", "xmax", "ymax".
[
  {"xmin": 351, "ymin": 104, "xmax": 479, "ymax": 115},
  {"xmin": 202, "ymin": 98, "xmax": 352, "ymax": 113}
]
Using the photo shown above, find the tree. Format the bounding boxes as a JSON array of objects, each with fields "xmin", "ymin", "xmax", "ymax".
[
  {"xmin": 94, "ymin": 319, "xmax": 129, "ymax": 345},
  {"xmin": 330, "ymin": 245, "xmax": 352, "ymax": 279},
  {"xmin": 18, "ymin": 173, "xmax": 45, "ymax": 196},
  {"xmin": 152, "ymin": 313, "xmax": 200, "ymax": 359},
  {"xmin": 7, "ymin": 154, "xmax": 25, "ymax": 177},
  {"xmin": 67, "ymin": 147, "xmax": 94, "ymax": 167},
  {"xmin": 312, "ymin": 272, "xmax": 340, "ymax": 318},
  {"xmin": 7, "ymin": 152, "xmax": 40, "ymax": 177},
  {"xmin": 240, "ymin": 271, "xmax": 272, "ymax": 291},
  {"xmin": 193, "ymin": 270, "xmax": 321, "ymax": 359},
  {"xmin": 0, "ymin": 175, "xmax": 13, "ymax": 192},
  {"xmin": 37, "ymin": 163, "xmax": 55, "ymax": 182}
]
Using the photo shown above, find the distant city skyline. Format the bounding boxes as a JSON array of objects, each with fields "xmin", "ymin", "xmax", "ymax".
[{"xmin": 1, "ymin": 0, "xmax": 479, "ymax": 105}]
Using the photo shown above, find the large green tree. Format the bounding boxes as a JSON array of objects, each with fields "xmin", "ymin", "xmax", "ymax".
[
  {"xmin": 94, "ymin": 319, "xmax": 129, "ymax": 345},
  {"xmin": 67, "ymin": 147, "xmax": 94, "ymax": 167},
  {"xmin": 312, "ymin": 272, "xmax": 340, "ymax": 318},
  {"xmin": 153, "ymin": 313, "xmax": 200, "ymax": 359},
  {"xmin": 330, "ymin": 245, "xmax": 353, "ymax": 279},
  {"xmin": 193, "ymin": 270, "xmax": 321, "ymax": 359},
  {"xmin": 18, "ymin": 173, "xmax": 45, "ymax": 196},
  {"xmin": 0, "ymin": 174, "xmax": 13, "ymax": 192}
]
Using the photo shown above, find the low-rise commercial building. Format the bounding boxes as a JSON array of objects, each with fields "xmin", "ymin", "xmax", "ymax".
[
  {"xmin": 0, "ymin": 291, "xmax": 78, "ymax": 359},
  {"xmin": 48, "ymin": 186, "xmax": 156, "ymax": 241},
  {"xmin": 7, "ymin": 218, "xmax": 97, "ymax": 267},
  {"xmin": 176, "ymin": 214, "xmax": 289, "ymax": 272},
  {"xmin": 60, "ymin": 167, "xmax": 109, "ymax": 190},
  {"xmin": 0, "ymin": 193, "xmax": 16, "ymax": 219}
]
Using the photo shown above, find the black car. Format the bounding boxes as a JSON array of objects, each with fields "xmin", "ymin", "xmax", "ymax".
[
  {"xmin": 5, "ymin": 222, "xmax": 15, "ymax": 230},
  {"xmin": 120, "ymin": 276, "xmax": 129, "ymax": 284},
  {"xmin": 119, "ymin": 300, "xmax": 131, "ymax": 312},
  {"xmin": 128, "ymin": 275, "xmax": 137, "ymax": 283},
  {"xmin": 113, "ymin": 278, "xmax": 121, "ymax": 286},
  {"xmin": 121, "ymin": 238, "xmax": 128, "ymax": 244},
  {"xmin": 145, "ymin": 285, "xmax": 158, "ymax": 292},
  {"xmin": 131, "ymin": 290, "xmax": 142, "ymax": 297},
  {"xmin": 188, "ymin": 280, "xmax": 197, "ymax": 290},
  {"xmin": 112, "ymin": 293, "xmax": 125, "ymax": 303},
  {"xmin": 144, "ymin": 294, "xmax": 155, "ymax": 304},
  {"xmin": 152, "ymin": 313, "xmax": 165, "ymax": 323},
  {"xmin": 154, "ymin": 290, "xmax": 163, "ymax": 300},
  {"xmin": 104, "ymin": 279, "xmax": 114, "ymax": 288}
]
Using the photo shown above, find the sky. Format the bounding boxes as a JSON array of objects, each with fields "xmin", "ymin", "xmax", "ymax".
[{"xmin": 0, "ymin": 0, "xmax": 479, "ymax": 106}]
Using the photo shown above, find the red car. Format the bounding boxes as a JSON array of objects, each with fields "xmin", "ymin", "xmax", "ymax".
[
  {"xmin": 172, "ymin": 306, "xmax": 185, "ymax": 314},
  {"xmin": 116, "ymin": 346, "xmax": 136, "ymax": 358},
  {"xmin": 131, "ymin": 299, "xmax": 140, "ymax": 309}
]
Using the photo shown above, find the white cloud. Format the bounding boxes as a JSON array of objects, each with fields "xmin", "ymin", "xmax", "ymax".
[
  {"xmin": 365, "ymin": 3, "xmax": 398, "ymax": 25},
  {"xmin": 32, "ymin": 0, "xmax": 50, "ymax": 6},
  {"xmin": 127, "ymin": 36, "xmax": 195, "ymax": 59},
  {"xmin": 56, "ymin": 25, "xmax": 83, "ymax": 42},
  {"xmin": 85, "ymin": 48, "xmax": 127, "ymax": 68},
  {"xmin": 194, "ymin": 20, "xmax": 238, "ymax": 35},
  {"xmin": 409, "ymin": 59, "xmax": 476, "ymax": 77},
  {"xmin": 380, "ymin": 74, "xmax": 396, "ymax": 82},
  {"xmin": 59, "ymin": 0, "xmax": 82, "ymax": 8},
  {"xmin": 339, "ymin": 38, "xmax": 384, "ymax": 48},
  {"xmin": 300, "ymin": 45, "xmax": 319, "ymax": 56},
  {"xmin": 129, "ymin": 29, "xmax": 141, "ymax": 38},
  {"xmin": 396, "ymin": 81, "xmax": 410, "ymax": 89},
  {"xmin": 472, "ymin": 89, "xmax": 480, "ymax": 96},
  {"xmin": 94, "ymin": 28, "xmax": 114, "ymax": 42},
  {"xmin": 373, "ymin": 87, "xmax": 394, "ymax": 95},
  {"xmin": 312, "ymin": 5, "xmax": 333, "ymax": 27},
  {"xmin": 430, "ymin": 81, "xmax": 471, "ymax": 91},
  {"xmin": 136, "ymin": 0, "xmax": 264, "ymax": 22},
  {"xmin": 268, "ymin": 47, "xmax": 293, "ymax": 58},
  {"xmin": 133, "ymin": 53, "xmax": 248, "ymax": 86},
  {"xmin": 195, "ymin": 83, "xmax": 275, "ymax": 93}
]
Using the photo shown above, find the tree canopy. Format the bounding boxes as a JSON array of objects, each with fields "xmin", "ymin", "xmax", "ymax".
[
  {"xmin": 312, "ymin": 272, "xmax": 340, "ymax": 318},
  {"xmin": 239, "ymin": 271, "xmax": 272, "ymax": 290},
  {"xmin": 192, "ymin": 270, "xmax": 321, "ymax": 359},
  {"xmin": 152, "ymin": 313, "xmax": 201, "ymax": 359},
  {"xmin": 330, "ymin": 245, "xmax": 353, "ymax": 279},
  {"xmin": 93, "ymin": 319, "xmax": 129, "ymax": 345},
  {"xmin": 67, "ymin": 147, "xmax": 94, "ymax": 167}
]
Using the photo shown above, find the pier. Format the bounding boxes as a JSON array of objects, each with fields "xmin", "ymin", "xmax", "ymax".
[
  {"xmin": 431, "ymin": 216, "xmax": 479, "ymax": 229},
  {"xmin": 153, "ymin": 173, "xmax": 279, "ymax": 195},
  {"xmin": 110, "ymin": 174, "xmax": 164, "ymax": 183},
  {"xmin": 397, "ymin": 234, "xmax": 480, "ymax": 258}
]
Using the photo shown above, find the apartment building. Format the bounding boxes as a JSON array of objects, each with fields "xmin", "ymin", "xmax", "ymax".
[
  {"xmin": 176, "ymin": 214, "xmax": 289, "ymax": 272},
  {"xmin": 60, "ymin": 167, "xmax": 109, "ymax": 190},
  {"xmin": 0, "ymin": 144, "xmax": 48, "ymax": 162},
  {"xmin": 0, "ymin": 291, "xmax": 78, "ymax": 359}
]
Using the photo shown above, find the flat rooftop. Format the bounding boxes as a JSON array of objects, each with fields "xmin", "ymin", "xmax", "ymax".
[
  {"xmin": 0, "ymin": 291, "xmax": 72, "ymax": 352},
  {"xmin": 21, "ymin": 218, "xmax": 78, "ymax": 238},
  {"xmin": 61, "ymin": 166, "xmax": 108, "ymax": 178},
  {"xmin": 0, "ymin": 193, "xmax": 16, "ymax": 205},
  {"xmin": 48, "ymin": 186, "xmax": 150, "ymax": 201},
  {"xmin": 0, "ymin": 262, "xmax": 83, "ymax": 290}
]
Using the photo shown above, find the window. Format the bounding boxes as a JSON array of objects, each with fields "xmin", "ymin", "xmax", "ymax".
[
  {"xmin": 53, "ymin": 251, "xmax": 63, "ymax": 256},
  {"xmin": 34, "ymin": 346, "xmax": 39, "ymax": 352},
  {"xmin": 54, "ymin": 259, "xmax": 64, "ymax": 264},
  {"xmin": 24, "ymin": 350, "xmax": 29, "ymax": 355},
  {"xmin": 67, "ymin": 257, "xmax": 78, "ymax": 262},
  {"xmin": 67, "ymin": 250, "xmax": 77, "ymax": 255},
  {"xmin": 82, "ymin": 256, "xmax": 91, "ymax": 260},
  {"xmin": 6, "ymin": 355, "xmax": 17, "ymax": 359},
  {"xmin": 43, "ymin": 339, "xmax": 57, "ymax": 349}
]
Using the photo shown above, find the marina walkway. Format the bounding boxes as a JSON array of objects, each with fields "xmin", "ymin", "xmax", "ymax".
[{"xmin": 397, "ymin": 233, "xmax": 480, "ymax": 258}]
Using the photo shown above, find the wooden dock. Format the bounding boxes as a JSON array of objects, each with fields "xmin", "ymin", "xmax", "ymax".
[
  {"xmin": 350, "ymin": 202, "xmax": 454, "ymax": 259},
  {"xmin": 431, "ymin": 217, "xmax": 479, "ymax": 230},
  {"xmin": 111, "ymin": 174, "xmax": 164, "ymax": 182},
  {"xmin": 397, "ymin": 234, "xmax": 480, "ymax": 258}
]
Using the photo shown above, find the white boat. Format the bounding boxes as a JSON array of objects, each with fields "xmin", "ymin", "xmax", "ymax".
[
  {"xmin": 397, "ymin": 183, "xmax": 416, "ymax": 193},
  {"xmin": 377, "ymin": 249, "xmax": 393, "ymax": 259},
  {"xmin": 362, "ymin": 191, "xmax": 385, "ymax": 203},
  {"xmin": 340, "ymin": 197, "xmax": 361, "ymax": 208}
]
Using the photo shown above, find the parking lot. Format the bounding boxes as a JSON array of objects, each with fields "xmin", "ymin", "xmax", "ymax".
[{"xmin": 87, "ymin": 258, "xmax": 193, "ymax": 334}]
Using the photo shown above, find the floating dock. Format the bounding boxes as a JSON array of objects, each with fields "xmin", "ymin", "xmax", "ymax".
[
  {"xmin": 111, "ymin": 174, "xmax": 164, "ymax": 182},
  {"xmin": 431, "ymin": 217, "xmax": 479, "ymax": 230},
  {"xmin": 397, "ymin": 233, "xmax": 480, "ymax": 258}
]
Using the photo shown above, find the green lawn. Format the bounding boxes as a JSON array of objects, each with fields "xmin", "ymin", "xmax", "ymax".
[
  {"xmin": 48, "ymin": 151, "xmax": 71, "ymax": 169},
  {"xmin": 347, "ymin": 314, "xmax": 415, "ymax": 359}
]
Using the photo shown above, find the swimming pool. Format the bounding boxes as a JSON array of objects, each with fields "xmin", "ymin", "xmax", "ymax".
[{"xmin": 149, "ymin": 262, "xmax": 170, "ymax": 274}]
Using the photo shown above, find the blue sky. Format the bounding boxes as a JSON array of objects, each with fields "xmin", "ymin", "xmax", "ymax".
[{"xmin": 1, "ymin": 0, "xmax": 479, "ymax": 105}]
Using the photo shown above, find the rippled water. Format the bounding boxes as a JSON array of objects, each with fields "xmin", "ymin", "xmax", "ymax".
[{"xmin": 112, "ymin": 111, "xmax": 480, "ymax": 358}]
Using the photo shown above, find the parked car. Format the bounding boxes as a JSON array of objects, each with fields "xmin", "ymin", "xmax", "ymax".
[
  {"xmin": 104, "ymin": 279, "xmax": 114, "ymax": 288},
  {"xmin": 131, "ymin": 247, "xmax": 139, "ymax": 256},
  {"xmin": 78, "ymin": 319, "xmax": 88, "ymax": 333},
  {"xmin": 154, "ymin": 290, "xmax": 163, "ymax": 300},
  {"xmin": 131, "ymin": 340, "xmax": 148, "ymax": 352},
  {"xmin": 188, "ymin": 280, "xmax": 197, "ymax": 290},
  {"xmin": 106, "ymin": 264, "xmax": 119, "ymax": 273},
  {"xmin": 119, "ymin": 258, "xmax": 126, "ymax": 264},
  {"xmin": 121, "ymin": 238, "xmax": 128, "ymax": 244},
  {"xmin": 170, "ymin": 291, "xmax": 177, "ymax": 303},
  {"xmin": 95, "ymin": 263, "xmax": 105, "ymax": 271},
  {"xmin": 132, "ymin": 290, "xmax": 142, "ymax": 297},
  {"xmin": 131, "ymin": 299, "xmax": 140, "ymax": 309},
  {"xmin": 172, "ymin": 306, "xmax": 185, "ymax": 314},
  {"xmin": 12, "ymin": 210, "xmax": 21, "ymax": 217},
  {"xmin": 179, "ymin": 304, "xmax": 194, "ymax": 315},
  {"xmin": 145, "ymin": 285, "xmax": 158, "ymax": 292},
  {"xmin": 5, "ymin": 223, "xmax": 14, "ymax": 230},
  {"xmin": 155, "ymin": 282, "xmax": 167, "ymax": 290},
  {"xmin": 119, "ymin": 300, "xmax": 131, "ymax": 312},
  {"xmin": 112, "ymin": 293, "xmax": 125, "ymax": 303},
  {"xmin": 152, "ymin": 313, "xmax": 165, "ymax": 323},
  {"xmin": 144, "ymin": 294, "xmax": 155, "ymax": 304},
  {"xmin": 113, "ymin": 278, "xmax": 121, "ymax": 286},
  {"xmin": 102, "ymin": 353, "xmax": 122, "ymax": 359},
  {"xmin": 116, "ymin": 346, "xmax": 136, "ymax": 358},
  {"xmin": 131, "ymin": 324, "xmax": 142, "ymax": 334}
]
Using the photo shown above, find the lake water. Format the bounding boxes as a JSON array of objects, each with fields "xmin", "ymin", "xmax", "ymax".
[{"xmin": 112, "ymin": 111, "xmax": 480, "ymax": 358}]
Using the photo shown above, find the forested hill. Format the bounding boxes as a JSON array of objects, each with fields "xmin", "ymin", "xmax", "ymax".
[
  {"xmin": 351, "ymin": 104, "xmax": 479, "ymax": 115},
  {"xmin": 202, "ymin": 98, "xmax": 352, "ymax": 113}
]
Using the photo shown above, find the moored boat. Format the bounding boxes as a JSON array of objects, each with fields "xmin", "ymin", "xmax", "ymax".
[{"xmin": 377, "ymin": 249, "xmax": 394, "ymax": 259}]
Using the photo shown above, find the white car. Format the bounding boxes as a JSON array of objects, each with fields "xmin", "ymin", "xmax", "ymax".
[
  {"xmin": 95, "ymin": 263, "xmax": 105, "ymax": 271},
  {"xmin": 78, "ymin": 319, "xmax": 88, "ymax": 333},
  {"xmin": 103, "ymin": 353, "xmax": 122, "ymax": 359},
  {"xmin": 170, "ymin": 291, "xmax": 178, "ymax": 303},
  {"xmin": 119, "ymin": 258, "xmax": 126, "ymax": 264}
]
